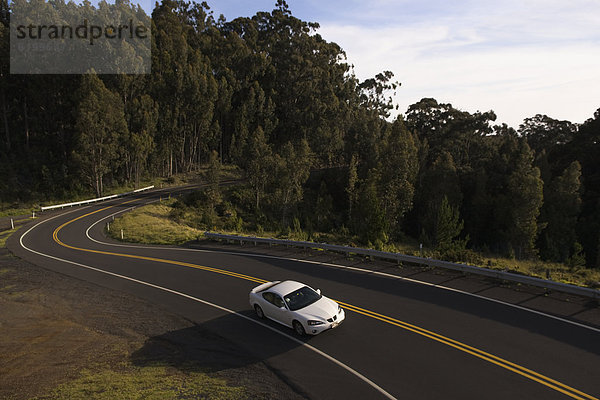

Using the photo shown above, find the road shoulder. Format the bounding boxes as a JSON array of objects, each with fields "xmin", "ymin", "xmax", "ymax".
[{"xmin": 0, "ymin": 249, "xmax": 304, "ymax": 400}]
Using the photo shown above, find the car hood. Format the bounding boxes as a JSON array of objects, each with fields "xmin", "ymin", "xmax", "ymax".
[{"xmin": 298, "ymin": 296, "xmax": 338, "ymax": 319}]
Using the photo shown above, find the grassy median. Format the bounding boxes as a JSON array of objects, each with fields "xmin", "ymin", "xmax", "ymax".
[{"xmin": 107, "ymin": 200, "xmax": 201, "ymax": 245}]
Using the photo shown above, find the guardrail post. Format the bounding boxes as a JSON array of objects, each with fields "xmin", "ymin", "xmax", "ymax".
[
  {"xmin": 106, "ymin": 222, "xmax": 110, "ymax": 232},
  {"xmin": 10, "ymin": 218, "xmax": 14, "ymax": 230},
  {"xmin": 32, "ymin": 211, "xmax": 35, "ymax": 219},
  {"xmin": 121, "ymin": 229, "xmax": 124, "ymax": 240}
]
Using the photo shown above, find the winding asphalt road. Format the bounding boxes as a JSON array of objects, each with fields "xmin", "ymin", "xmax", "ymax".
[{"xmin": 8, "ymin": 187, "xmax": 600, "ymax": 400}]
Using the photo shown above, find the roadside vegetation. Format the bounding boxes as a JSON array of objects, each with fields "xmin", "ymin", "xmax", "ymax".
[
  {"xmin": 35, "ymin": 363, "xmax": 246, "ymax": 400},
  {"xmin": 108, "ymin": 200, "xmax": 201, "ymax": 245},
  {"xmin": 107, "ymin": 182, "xmax": 600, "ymax": 290},
  {"xmin": 3, "ymin": 2, "xmax": 599, "ymax": 286}
]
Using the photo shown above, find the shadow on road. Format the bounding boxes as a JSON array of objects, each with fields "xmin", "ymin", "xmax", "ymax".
[
  {"xmin": 130, "ymin": 310, "xmax": 321, "ymax": 398},
  {"xmin": 131, "ymin": 309, "xmax": 310, "ymax": 377}
]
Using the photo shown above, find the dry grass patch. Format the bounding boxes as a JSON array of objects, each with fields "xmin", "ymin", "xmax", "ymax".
[{"xmin": 108, "ymin": 201, "xmax": 200, "ymax": 245}]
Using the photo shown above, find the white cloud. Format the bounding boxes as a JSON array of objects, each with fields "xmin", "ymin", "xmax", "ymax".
[{"xmin": 317, "ymin": 1, "xmax": 600, "ymax": 127}]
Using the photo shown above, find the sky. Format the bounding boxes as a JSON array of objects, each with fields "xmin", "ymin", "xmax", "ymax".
[{"xmin": 137, "ymin": 0, "xmax": 600, "ymax": 128}]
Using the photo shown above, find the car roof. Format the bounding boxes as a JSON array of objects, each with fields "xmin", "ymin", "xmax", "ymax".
[{"xmin": 266, "ymin": 280, "xmax": 306, "ymax": 296}]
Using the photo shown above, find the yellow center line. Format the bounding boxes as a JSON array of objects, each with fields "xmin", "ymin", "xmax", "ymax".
[
  {"xmin": 51, "ymin": 200, "xmax": 598, "ymax": 400},
  {"xmin": 337, "ymin": 301, "xmax": 594, "ymax": 398},
  {"xmin": 337, "ymin": 302, "xmax": 594, "ymax": 400},
  {"xmin": 51, "ymin": 202, "xmax": 268, "ymax": 285}
]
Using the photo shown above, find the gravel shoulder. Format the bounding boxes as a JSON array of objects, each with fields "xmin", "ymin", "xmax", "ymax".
[{"xmin": 0, "ymin": 248, "xmax": 303, "ymax": 400}]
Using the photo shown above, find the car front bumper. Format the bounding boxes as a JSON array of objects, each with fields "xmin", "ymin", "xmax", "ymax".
[{"xmin": 306, "ymin": 308, "xmax": 346, "ymax": 335}]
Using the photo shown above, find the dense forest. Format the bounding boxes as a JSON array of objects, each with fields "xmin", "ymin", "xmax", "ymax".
[{"xmin": 0, "ymin": 0, "xmax": 599, "ymax": 268}]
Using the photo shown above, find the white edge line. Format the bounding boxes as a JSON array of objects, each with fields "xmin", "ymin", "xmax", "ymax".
[
  {"xmin": 20, "ymin": 210, "xmax": 397, "ymax": 400},
  {"xmin": 85, "ymin": 205, "xmax": 600, "ymax": 335}
]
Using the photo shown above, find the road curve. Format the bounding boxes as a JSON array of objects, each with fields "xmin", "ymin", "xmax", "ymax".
[{"xmin": 8, "ymin": 187, "xmax": 600, "ymax": 400}]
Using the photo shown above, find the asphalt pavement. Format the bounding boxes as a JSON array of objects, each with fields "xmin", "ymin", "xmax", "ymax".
[{"xmin": 8, "ymin": 187, "xmax": 600, "ymax": 400}]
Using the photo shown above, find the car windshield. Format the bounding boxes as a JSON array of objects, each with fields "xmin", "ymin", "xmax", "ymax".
[{"xmin": 284, "ymin": 286, "xmax": 322, "ymax": 311}]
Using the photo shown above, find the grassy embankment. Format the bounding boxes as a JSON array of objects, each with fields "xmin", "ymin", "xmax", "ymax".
[
  {"xmin": 108, "ymin": 199, "xmax": 201, "ymax": 245},
  {"xmin": 107, "ymin": 191, "xmax": 600, "ymax": 290},
  {"xmin": 34, "ymin": 365, "xmax": 245, "ymax": 400}
]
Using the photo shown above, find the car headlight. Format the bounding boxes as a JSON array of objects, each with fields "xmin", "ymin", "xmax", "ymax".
[{"xmin": 307, "ymin": 320, "xmax": 325, "ymax": 326}]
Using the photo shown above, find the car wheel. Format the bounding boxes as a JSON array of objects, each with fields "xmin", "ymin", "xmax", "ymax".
[
  {"xmin": 254, "ymin": 305, "xmax": 265, "ymax": 319},
  {"xmin": 293, "ymin": 320, "xmax": 305, "ymax": 336}
]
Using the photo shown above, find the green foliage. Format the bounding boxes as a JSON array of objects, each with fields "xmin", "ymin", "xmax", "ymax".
[
  {"xmin": 128, "ymin": 94, "xmax": 158, "ymax": 188},
  {"xmin": 74, "ymin": 74, "xmax": 128, "ymax": 197},
  {"xmin": 314, "ymin": 180, "xmax": 334, "ymax": 231},
  {"xmin": 271, "ymin": 139, "xmax": 312, "ymax": 225},
  {"xmin": 110, "ymin": 201, "xmax": 200, "ymax": 245},
  {"xmin": 0, "ymin": 0, "xmax": 598, "ymax": 273},
  {"xmin": 435, "ymin": 196, "xmax": 464, "ymax": 248},
  {"xmin": 538, "ymin": 161, "xmax": 582, "ymax": 262},
  {"xmin": 205, "ymin": 150, "xmax": 222, "ymax": 210},
  {"xmin": 357, "ymin": 70, "xmax": 399, "ymax": 119},
  {"xmin": 414, "ymin": 151, "xmax": 461, "ymax": 245},
  {"xmin": 353, "ymin": 177, "xmax": 388, "ymax": 245},
  {"xmin": 39, "ymin": 364, "xmax": 246, "ymax": 400},
  {"xmin": 504, "ymin": 138, "xmax": 544, "ymax": 257},
  {"xmin": 377, "ymin": 117, "xmax": 419, "ymax": 237},
  {"xmin": 567, "ymin": 242, "xmax": 586, "ymax": 270},
  {"xmin": 436, "ymin": 243, "xmax": 483, "ymax": 265},
  {"xmin": 245, "ymin": 126, "xmax": 273, "ymax": 211}
]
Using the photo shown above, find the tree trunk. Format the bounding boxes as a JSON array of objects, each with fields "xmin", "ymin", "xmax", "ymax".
[
  {"xmin": 23, "ymin": 95, "xmax": 29, "ymax": 152},
  {"xmin": 1, "ymin": 89, "xmax": 10, "ymax": 151},
  {"xmin": 94, "ymin": 165, "xmax": 100, "ymax": 197},
  {"xmin": 135, "ymin": 159, "xmax": 140, "ymax": 189}
]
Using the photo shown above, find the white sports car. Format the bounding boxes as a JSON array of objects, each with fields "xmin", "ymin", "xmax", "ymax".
[{"xmin": 249, "ymin": 280, "xmax": 345, "ymax": 335}]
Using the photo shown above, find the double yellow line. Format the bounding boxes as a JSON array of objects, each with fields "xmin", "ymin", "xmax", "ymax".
[
  {"xmin": 51, "ymin": 200, "xmax": 598, "ymax": 400},
  {"xmin": 52, "ymin": 201, "xmax": 269, "ymax": 285},
  {"xmin": 338, "ymin": 302, "xmax": 597, "ymax": 400}
]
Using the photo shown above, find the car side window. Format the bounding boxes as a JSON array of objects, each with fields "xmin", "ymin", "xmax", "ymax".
[
  {"xmin": 262, "ymin": 292, "xmax": 275, "ymax": 304},
  {"xmin": 273, "ymin": 296, "xmax": 285, "ymax": 308},
  {"xmin": 262, "ymin": 292, "xmax": 286, "ymax": 308}
]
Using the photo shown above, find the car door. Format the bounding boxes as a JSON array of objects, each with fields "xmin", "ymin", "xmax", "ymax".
[
  {"xmin": 270, "ymin": 295, "xmax": 292, "ymax": 327},
  {"xmin": 260, "ymin": 292, "xmax": 277, "ymax": 319},
  {"xmin": 261, "ymin": 292, "xmax": 290, "ymax": 326}
]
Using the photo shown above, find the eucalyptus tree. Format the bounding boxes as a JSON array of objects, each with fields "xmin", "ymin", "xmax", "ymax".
[
  {"xmin": 74, "ymin": 73, "xmax": 127, "ymax": 197},
  {"xmin": 377, "ymin": 117, "xmax": 419, "ymax": 237},
  {"xmin": 538, "ymin": 161, "xmax": 582, "ymax": 262}
]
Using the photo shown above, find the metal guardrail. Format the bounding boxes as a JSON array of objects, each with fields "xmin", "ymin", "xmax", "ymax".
[
  {"xmin": 204, "ymin": 232, "xmax": 600, "ymax": 300},
  {"xmin": 40, "ymin": 185, "xmax": 155, "ymax": 211}
]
